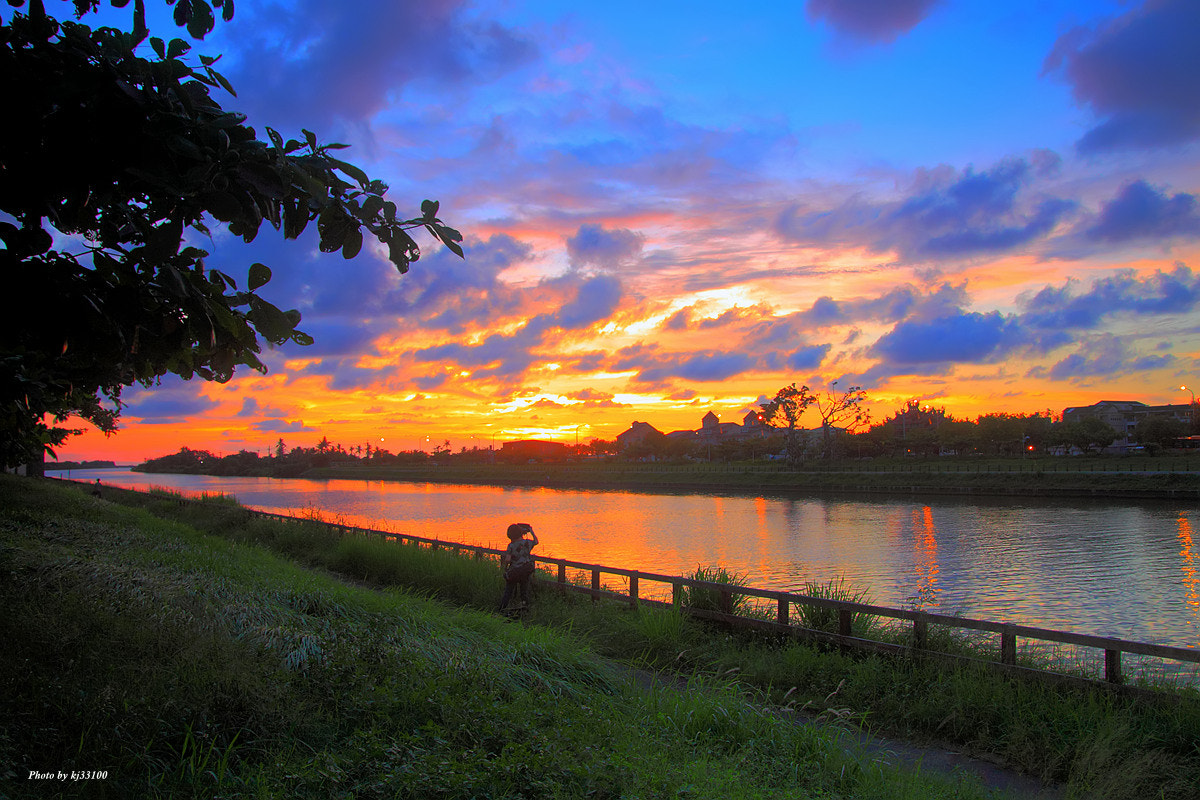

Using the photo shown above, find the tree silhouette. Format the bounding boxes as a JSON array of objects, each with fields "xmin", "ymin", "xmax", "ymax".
[
  {"xmin": 0, "ymin": 1, "xmax": 463, "ymax": 467},
  {"xmin": 812, "ymin": 382, "xmax": 869, "ymax": 459},
  {"xmin": 760, "ymin": 383, "xmax": 814, "ymax": 465}
]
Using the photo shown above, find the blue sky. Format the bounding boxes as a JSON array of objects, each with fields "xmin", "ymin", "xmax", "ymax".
[{"xmin": 22, "ymin": 0, "xmax": 1200, "ymax": 460}]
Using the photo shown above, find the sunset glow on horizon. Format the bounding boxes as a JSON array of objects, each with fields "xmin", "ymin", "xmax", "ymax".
[{"xmin": 30, "ymin": 0, "xmax": 1200, "ymax": 464}]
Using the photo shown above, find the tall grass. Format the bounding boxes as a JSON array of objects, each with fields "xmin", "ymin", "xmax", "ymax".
[
  {"xmin": 794, "ymin": 574, "xmax": 879, "ymax": 637},
  {"xmin": 681, "ymin": 565, "xmax": 749, "ymax": 615}
]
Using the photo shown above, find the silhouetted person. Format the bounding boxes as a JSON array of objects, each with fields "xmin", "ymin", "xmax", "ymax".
[
  {"xmin": 91, "ymin": 479, "xmax": 101, "ymax": 498},
  {"xmin": 499, "ymin": 522, "xmax": 538, "ymax": 613}
]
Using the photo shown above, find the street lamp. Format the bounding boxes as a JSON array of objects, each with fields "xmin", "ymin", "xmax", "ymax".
[{"xmin": 1181, "ymin": 385, "xmax": 1195, "ymax": 404}]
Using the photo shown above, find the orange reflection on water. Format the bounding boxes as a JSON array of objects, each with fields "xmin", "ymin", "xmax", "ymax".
[
  {"xmin": 1179, "ymin": 514, "xmax": 1199, "ymax": 645},
  {"xmin": 912, "ymin": 505, "xmax": 940, "ymax": 609}
]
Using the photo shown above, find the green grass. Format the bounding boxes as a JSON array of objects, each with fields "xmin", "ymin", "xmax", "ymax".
[
  {"xmin": 15, "ymin": 477, "xmax": 1200, "ymax": 799},
  {"xmin": 2, "ymin": 475, "xmax": 1006, "ymax": 799}
]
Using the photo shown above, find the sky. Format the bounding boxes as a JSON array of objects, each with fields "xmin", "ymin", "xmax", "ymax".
[{"xmin": 29, "ymin": 0, "xmax": 1200, "ymax": 462}]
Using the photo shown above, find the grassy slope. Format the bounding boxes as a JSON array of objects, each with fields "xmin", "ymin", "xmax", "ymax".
[{"xmin": 1, "ymin": 476, "xmax": 995, "ymax": 800}]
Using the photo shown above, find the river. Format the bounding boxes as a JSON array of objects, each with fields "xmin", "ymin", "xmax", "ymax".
[{"xmin": 55, "ymin": 467, "xmax": 1200, "ymax": 650}]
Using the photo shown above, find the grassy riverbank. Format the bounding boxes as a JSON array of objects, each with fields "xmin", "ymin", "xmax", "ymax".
[
  {"xmin": 6, "ymin": 476, "xmax": 1200, "ymax": 798},
  {"xmin": 2, "ymin": 475, "xmax": 999, "ymax": 799},
  {"xmin": 302, "ymin": 455, "xmax": 1200, "ymax": 500}
]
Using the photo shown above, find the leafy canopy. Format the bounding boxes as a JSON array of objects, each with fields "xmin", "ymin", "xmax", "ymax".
[{"xmin": 0, "ymin": 0, "xmax": 463, "ymax": 466}]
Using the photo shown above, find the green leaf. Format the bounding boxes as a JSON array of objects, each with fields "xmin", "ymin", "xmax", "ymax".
[
  {"xmin": 290, "ymin": 330, "xmax": 315, "ymax": 347},
  {"xmin": 200, "ymin": 190, "xmax": 242, "ymax": 223},
  {"xmin": 360, "ymin": 195, "xmax": 385, "ymax": 219},
  {"xmin": 186, "ymin": 1, "xmax": 215, "ymax": 39},
  {"xmin": 341, "ymin": 227, "xmax": 363, "ymax": 259},
  {"xmin": 421, "ymin": 199, "xmax": 439, "ymax": 219},
  {"xmin": 248, "ymin": 262, "xmax": 271, "ymax": 291},
  {"xmin": 329, "ymin": 158, "xmax": 369, "ymax": 188},
  {"xmin": 150, "ymin": 37, "xmax": 166, "ymax": 59},
  {"xmin": 167, "ymin": 38, "xmax": 190, "ymax": 59},
  {"xmin": 207, "ymin": 66, "xmax": 236, "ymax": 97},
  {"xmin": 248, "ymin": 296, "xmax": 293, "ymax": 342}
]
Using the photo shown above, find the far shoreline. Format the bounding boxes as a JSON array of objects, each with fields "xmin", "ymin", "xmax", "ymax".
[{"xmin": 119, "ymin": 458, "xmax": 1200, "ymax": 502}]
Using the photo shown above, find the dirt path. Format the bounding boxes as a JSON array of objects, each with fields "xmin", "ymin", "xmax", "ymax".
[{"xmin": 617, "ymin": 664, "xmax": 1063, "ymax": 800}]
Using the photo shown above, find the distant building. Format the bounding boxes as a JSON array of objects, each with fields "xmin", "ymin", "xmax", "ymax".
[
  {"xmin": 616, "ymin": 421, "xmax": 664, "ymax": 450},
  {"xmin": 742, "ymin": 410, "xmax": 770, "ymax": 438},
  {"xmin": 499, "ymin": 440, "xmax": 568, "ymax": 462},
  {"xmin": 699, "ymin": 411, "xmax": 743, "ymax": 439},
  {"xmin": 1062, "ymin": 401, "xmax": 1193, "ymax": 448}
]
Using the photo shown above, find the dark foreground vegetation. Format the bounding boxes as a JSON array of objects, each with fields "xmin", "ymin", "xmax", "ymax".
[{"xmin": 5, "ymin": 476, "xmax": 1199, "ymax": 798}]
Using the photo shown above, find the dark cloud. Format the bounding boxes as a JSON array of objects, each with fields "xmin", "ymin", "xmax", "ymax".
[
  {"xmin": 216, "ymin": 1, "xmax": 538, "ymax": 132},
  {"xmin": 663, "ymin": 308, "xmax": 692, "ymax": 331},
  {"xmin": 640, "ymin": 352, "xmax": 758, "ymax": 383},
  {"xmin": 1086, "ymin": 181, "xmax": 1200, "ymax": 244},
  {"xmin": 1020, "ymin": 263, "xmax": 1200, "ymax": 329},
  {"xmin": 796, "ymin": 286, "xmax": 919, "ymax": 328},
  {"xmin": 806, "ymin": 0, "xmax": 941, "ymax": 44},
  {"xmin": 398, "ymin": 234, "xmax": 535, "ymax": 332},
  {"xmin": 786, "ymin": 344, "xmax": 832, "ymax": 370},
  {"xmin": 121, "ymin": 380, "xmax": 218, "ymax": 424},
  {"xmin": 1037, "ymin": 334, "xmax": 1176, "ymax": 381},
  {"xmin": 293, "ymin": 318, "xmax": 387, "ymax": 358},
  {"xmin": 1043, "ymin": 0, "xmax": 1200, "ymax": 152},
  {"xmin": 566, "ymin": 224, "xmax": 645, "ymax": 268},
  {"xmin": 775, "ymin": 157, "xmax": 1075, "ymax": 261},
  {"xmin": 238, "ymin": 397, "xmax": 290, "ymax": 418},
  {"xmin": 253, "ymin": 419, "xmax": 315, "ymax": 433},
  {"xmin": 870, "ymin": 311, "xmax": 1026, "ymax": 365},
  {"xmin": 551, "ymin": 274, "xmax": 623, "ymax": 330}
]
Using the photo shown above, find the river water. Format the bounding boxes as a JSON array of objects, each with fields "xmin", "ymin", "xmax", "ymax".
[{"xmin": 55, "ymin": 468, "xmax": 1200, "ymax": 650}]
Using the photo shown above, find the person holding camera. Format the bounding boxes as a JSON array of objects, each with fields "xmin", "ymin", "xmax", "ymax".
[{"xmin": 499, "ymin": 522, "xmax": 539, "ymax": 613}]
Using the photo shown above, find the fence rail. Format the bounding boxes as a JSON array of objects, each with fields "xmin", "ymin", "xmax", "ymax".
[
  {"xmin": 83, "ymin": 481, "xmax": 1200, "ymax": 696},
  {"xmin": 243, "ymin": 508, "xmax": 1199, "ymax": 695}
]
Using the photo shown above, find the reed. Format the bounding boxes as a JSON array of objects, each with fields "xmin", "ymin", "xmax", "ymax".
[{"xmin": 680, "ymin": 565, "xmax": 749, "ymax": 615}]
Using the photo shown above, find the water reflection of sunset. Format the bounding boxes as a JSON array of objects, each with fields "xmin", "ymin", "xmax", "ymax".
[
  {"xmin": 1179, "ymin": 514, "xmax": 1198, "ymax": 647},
  {"xmin": 912, "ymin": 506, "xmax": 941, "ymax": 609}
]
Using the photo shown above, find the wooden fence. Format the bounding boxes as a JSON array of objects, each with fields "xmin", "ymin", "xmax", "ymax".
[
  {"xmin": 241, "ymin": 509, "xmax": 1200, "ymax": 697},
  {"xmin": 78, "ymin": 481, "xmax": 1200, "ymax": 697}
]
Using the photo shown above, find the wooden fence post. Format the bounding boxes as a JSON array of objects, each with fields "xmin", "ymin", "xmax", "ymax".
[
  {"xmin": 777, "ymin": 597, "xmax": 789, "ymax": 627},
  {"xmin": 672, "ymin": 581, "xmax": 682, "ymax": 610},
  {"xmin": 591, "ymin": 569, "xmax": 600, "ymax": 604},
  {"xmin": 1000, "ymin": 625, "xmax": 1016, "ymax": 666},
  {"xmin": 719, "ymin": 588, "xmax": 733, "ymax": 616},
  {"xmin": 1105, "ymin": 648, "xmax": 1123, "ymax": 684},
  {"xmin": 914, "ymin": 613, "xmax": 928, "ymax": 650},
  {"xmin": 557, "ymin": 563, "xmax": 567, "ymax": 596},
  {"xmin": 838, "ymin": 608, "xmax": 852, "ymax": 637},
  {"xmin": 629, "ymin": 575, "xmax": 639, "ymax": 609}
]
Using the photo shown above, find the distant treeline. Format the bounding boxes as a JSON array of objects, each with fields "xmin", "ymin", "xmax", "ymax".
[
  {"xmin": 47, "ymin": 460, "xmax": 116, "ymax": 471},
  {"xmin": 135, "ymin": 402, "xmax": 1197, "ymax": 477},
  {"xmin": 133, "ymin": 437, "xmax": 496, "ymax": 477}
]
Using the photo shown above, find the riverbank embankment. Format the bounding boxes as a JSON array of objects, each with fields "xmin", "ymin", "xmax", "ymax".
[
  {"xmin": 4, "ymin": 474, "xmax": 1054, "ymax": 800},
  {"xmin": 296, "ymin": 459, "xmax": 1200, "ymax": 501}
]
